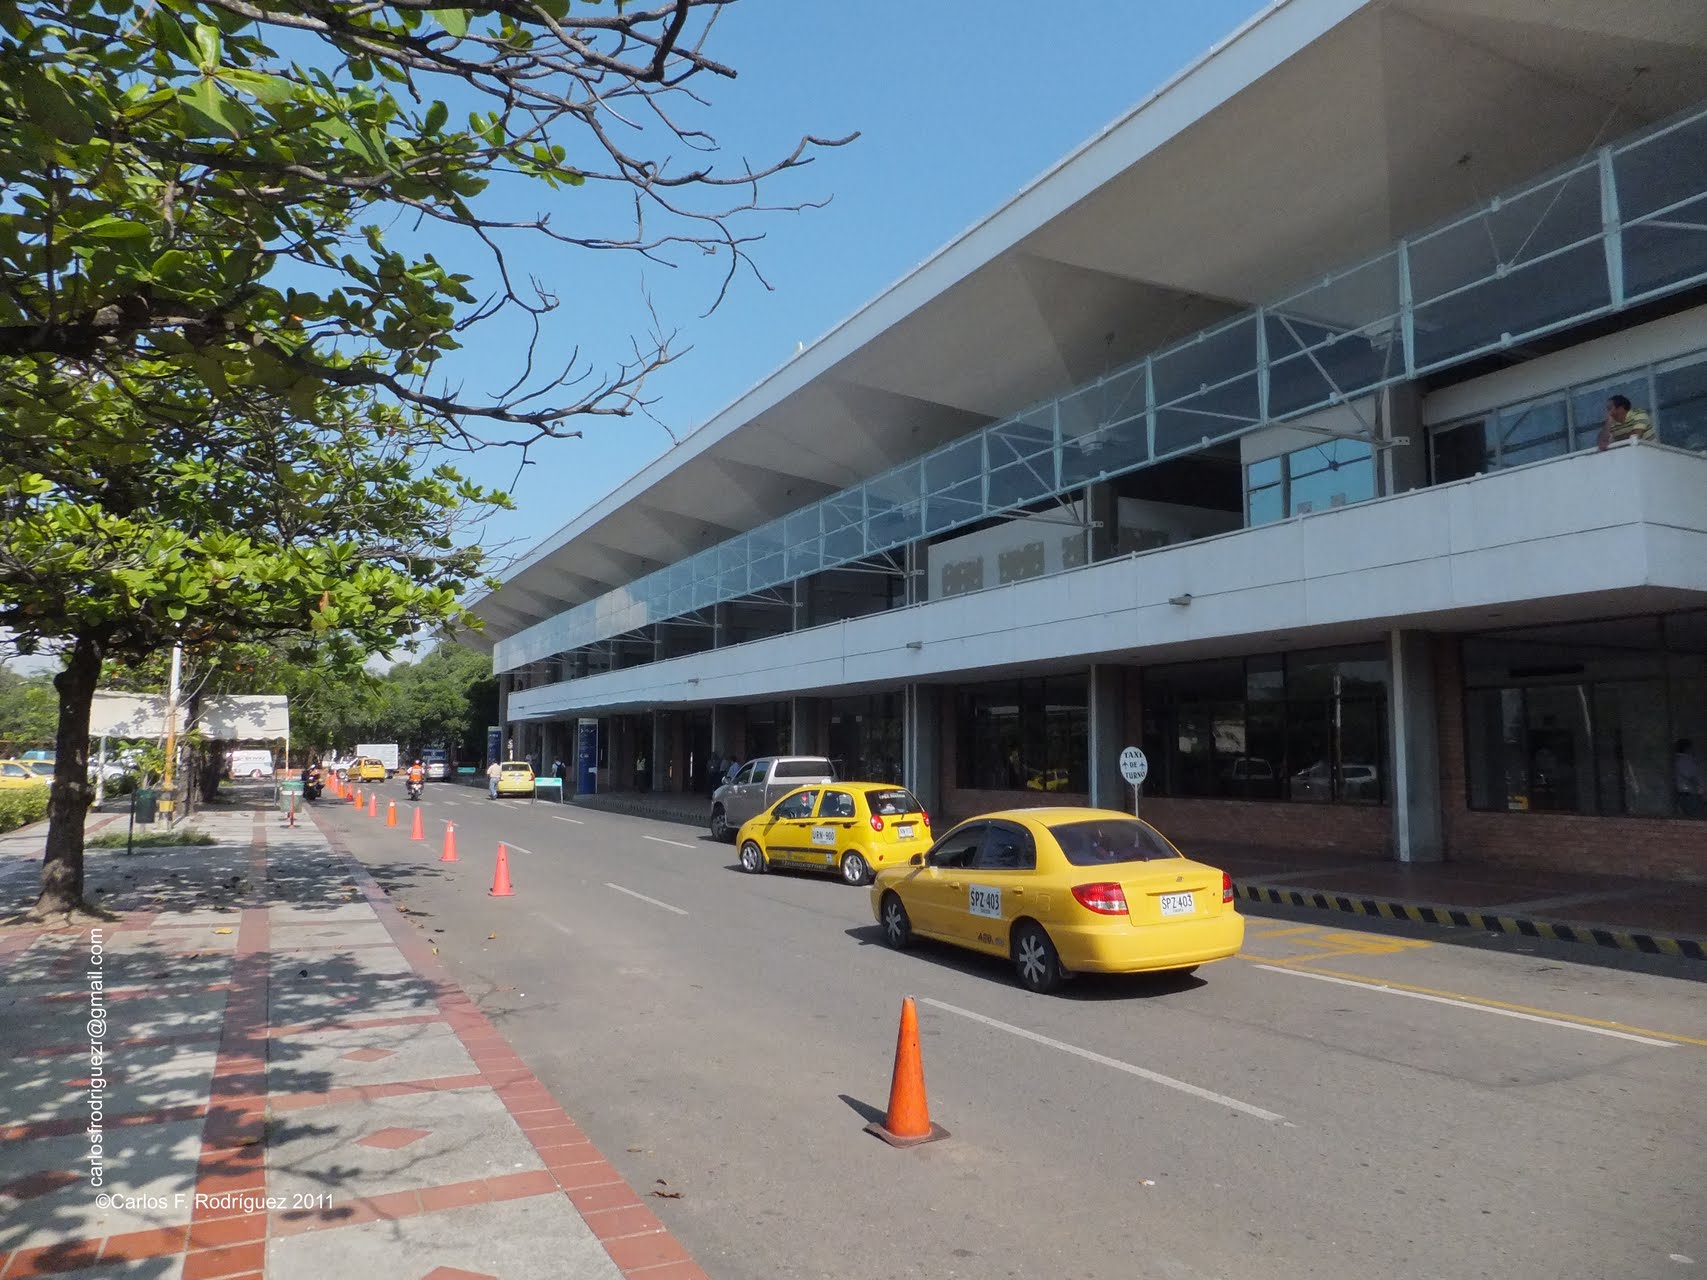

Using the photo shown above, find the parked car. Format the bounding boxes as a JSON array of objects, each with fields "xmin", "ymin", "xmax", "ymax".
[
  {"xmin": 0, "ymin": 760, "xmax": 48, "ymax": 789},
  {"xmin": 494, "ymin": 760, "xmax": 535, "ymax": 798},
  {"xmin": 344, "ymin": 757, "xmax": 387, "ymax": 783},
  {"xmin": 709, "ymin": 755, "xmax": 837, "ymax": 842},
  {"xmin": 735, "ymin": 783, "xmax": 931, "ymax": 885}
]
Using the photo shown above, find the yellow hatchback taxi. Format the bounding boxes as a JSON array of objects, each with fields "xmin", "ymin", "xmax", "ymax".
[
  {"xmin": 737, "ymin": 783, "xmax": 931, "ymax": 886},
  {"xmin": 0, "ymin": 760, "xmax": 47, "ymax": 790},
  {"xmin": 346, "ymin": 756, "xmax": 387, "ymax": 782},
  {"xmin": 870, "ymin": 807, "xmax": 1243, "ymax": 994},
  {"xmin": 495, "ymin": 760, "xmax": 536, "ymax": 798}
]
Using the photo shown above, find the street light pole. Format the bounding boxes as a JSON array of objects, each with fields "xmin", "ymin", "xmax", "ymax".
[{"xmin": 160, "ymin": 644, "xmax": 182, "ymax": 828}]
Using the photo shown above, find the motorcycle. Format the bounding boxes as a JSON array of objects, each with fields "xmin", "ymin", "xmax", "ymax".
[
  {"xmin": 302, "ymin": 771, "xmax": 323, "ymax": 801},
  {"xmin": 406, "ymin": 778, "xmax": 423, "ymax": 803}
]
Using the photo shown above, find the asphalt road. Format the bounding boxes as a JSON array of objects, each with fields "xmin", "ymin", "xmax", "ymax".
[{"xmin": 316, "ymin": 785, "xmax": 1707, "ymax": 1280}]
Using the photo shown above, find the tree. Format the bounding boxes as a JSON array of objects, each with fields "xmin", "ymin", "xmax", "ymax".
[
  {"xmin": 0, "ymin": 381, "xmax": 506, "ymax": 917},
  {"xmin": 0, "ymin": 663, "xmax": 59, "ymax": 750},
  {"xmin": 0, "ymin": 1, "xmax": 850, "ymax": 453}
]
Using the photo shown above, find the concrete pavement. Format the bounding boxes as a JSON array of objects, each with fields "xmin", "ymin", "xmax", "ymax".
[
  {"xmin": 0, "ymin": 806, "xmax": 709, "ymax": 1280},
  {"xmin": 328, "ymin": 784, "xmax": 1707, "ymax": 1280}
]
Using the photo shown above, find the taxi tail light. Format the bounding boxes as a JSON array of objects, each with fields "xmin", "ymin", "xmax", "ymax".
[
  {"xmin": 921, "ymin": 811, "xmax": 930, "ymax": 828},
  {"xmin": 870, "ymin": 814, "xmax": 885, "ymax": 832},
  {"xmin": 1071, "ymin": 883, "xmax": 1129, "ymax": 915},
  {"xmin": 1222, "ymin": 871, "xmax": 1234, "ymax": 904}
]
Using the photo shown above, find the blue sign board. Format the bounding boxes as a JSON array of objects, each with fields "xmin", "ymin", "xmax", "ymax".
[
  {"xmin": 575, "ymin": 719, "xmax": 598, "ymax": 795},
  {"xmin": 486, "ymin": 725, "xmax": 502, "ymax": 766}
]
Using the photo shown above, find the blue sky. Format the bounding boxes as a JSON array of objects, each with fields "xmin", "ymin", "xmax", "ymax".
[{"xmin": 443, "ymin": 0, "xmax": 1270, "ymax": 565}]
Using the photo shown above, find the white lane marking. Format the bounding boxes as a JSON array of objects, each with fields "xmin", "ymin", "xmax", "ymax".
[
  {"xmin": 921, "ymin": 997, "xmax": 1287, "ymax": 1123},
  {"xmin": 1252, "ymin": 965, "xmax": 1677, "ymax": 1048},
  {"xmin": 642, "ymin": 835, "xmax": 694, "ymax": 849},
  {"xmin": 533, "ymin": 913, "xmax": 574, "ymax": 938},
  {"xmin": 552, "ymin": 814, "xmax": 584, "ymax": 825},
  {"xmin": 502, "ymin": 844, "xmax": 537, "ymax": 856},
  {"xmin": 604, "ymin": 882, "xmax": 688, "ymax": 916},
  {"xmin": 441, "ymin": 800, "xmax": 461, "ymax": 808}
]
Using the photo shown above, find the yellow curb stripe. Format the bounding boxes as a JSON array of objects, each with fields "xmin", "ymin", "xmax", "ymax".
[{"xmin": 1262, "ymin": 959, "xmax": 1707, "ymax": 1047}]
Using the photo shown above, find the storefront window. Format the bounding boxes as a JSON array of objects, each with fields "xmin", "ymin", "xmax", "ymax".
[
  {"xmin": 958, "ymin": 677, "xmax": 1087, "ymax": 793},
  {"xmin": 1461, "ymin": 611, "xmax": 1707, "ymax": 817},
  {"xmin": 1142, "ymin": 646, "xmax": 1388, "ymax": 805},
  {"xmin": 827, "ymin": 694, "xmax": 902, "ymax": 783}
]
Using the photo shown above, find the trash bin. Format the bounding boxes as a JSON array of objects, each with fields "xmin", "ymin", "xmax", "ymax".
[{"xmin": 133, "ymin": 789, "xmax": 159, "ymax": 824}]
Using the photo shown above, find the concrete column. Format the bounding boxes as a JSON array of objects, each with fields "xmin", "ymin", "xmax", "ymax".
[
  {"xmin": 1087, "ymin": 664, "xmax": 1128, "ymax": 810},
  {"xmin": 1389, "ymin": 628, "xmax": 1444, "ymax": 862},
  {"xmin": 790, "ymin": 697, "xmax": 826, "ymax": 757},
  {"xmin": 713, "ymin": 603, "xmax": 731, "ymax": 650},
  {"xmin": 905, "ymin": 541, "xmax": 925, "ymax": 605},
  {"xmin": 1086, "ymin": 482, "xmax": 1118, "ymax": 563},
  {"xmin": 903, "ymin": 683, "xmax": 942, "ymax": 818},
  {"xmin": 496, "ymin": 675, "xmax": 511, "ymax": 764},
  {"xmin": 1380, "ymin": 383, "xmax": 1427, "ymax": 497},
  {"xmin": 793, "ymin": 578, "xmax": 810, "ymax": 632}
]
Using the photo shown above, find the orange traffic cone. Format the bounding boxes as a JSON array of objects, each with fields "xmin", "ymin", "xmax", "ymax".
[
  {"xmin": 410, "ymin": 806, "xmax": 424, "ymax": 841},
  {"xmin": 864, "ymin": 996, "xmax": 948, "ymax": 1147},
  {"xmin": 385, "ymin": 799, "xmax": 397, "ymax": 828},
  {"xmin": 440, "ymin": 821, "xmax": 458, "ymax": 863},
  {"xmin": 353, "ymin": 786, "xmax": 362, "ymax": 808},
  {"xmin": 488, "ymin": 843, "xmax": 514, "ymax": 897},
  {"xmin": 367, "ymin": 793, "xmax": 378, "ymax": 819}
]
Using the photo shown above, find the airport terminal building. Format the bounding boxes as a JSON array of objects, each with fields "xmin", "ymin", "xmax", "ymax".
[{"xmin": 467, "ymin": 0, "xmax": 1707, "ymax": 882}]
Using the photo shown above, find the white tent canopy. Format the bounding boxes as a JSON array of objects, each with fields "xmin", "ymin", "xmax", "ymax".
[{"xmin": 87, "ymin": 692, "xmax": 289, "ymax": 740}]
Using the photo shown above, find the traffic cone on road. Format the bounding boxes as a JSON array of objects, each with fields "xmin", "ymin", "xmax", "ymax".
[
  {"xmin": 440, "ymin": 822, "xmax": 458, "ymax": 863},
  {"xmin": 864, "ymin": 996, "xmax": 948, "ymax": 1147},
  {"xmin": 410, "ymin": 806, "xmax": 424, "ymax": 841},
  {"xmin": 385, "ymin": 799, "xmax": 397, "ymax": 828},
  {"xmin": 367, "ymin": 793, "xmax": 378, "ymax": 819},
  {"xmin": 488, "ymin": 843, "xmax": 515, "ymax": 897}
]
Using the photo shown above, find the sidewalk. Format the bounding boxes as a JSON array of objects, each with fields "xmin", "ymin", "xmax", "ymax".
[{"xmin": 0, "ymin": 808, "xmax": 708, "ymax": 1280}]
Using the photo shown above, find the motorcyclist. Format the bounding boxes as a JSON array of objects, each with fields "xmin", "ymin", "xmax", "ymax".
[
  {"xmin": 406, "ymin": 758, "xmax": 425, "ymax": 800},
  {"xmin": 302, "ymin": 759, "xmax": 323, "ymax": 800}
]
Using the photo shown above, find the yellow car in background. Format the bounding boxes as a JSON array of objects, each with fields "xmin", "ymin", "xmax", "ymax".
[
  {"xmin": 870, "ymin": 807, "xmax": 1243, "ymax": 994},
  {"xmin": 737, "ymin": 783, "xmax": 931, "ymax": 886},
  {"xmin": 0, "ymin": 760, "xmax": 48, "ymax": 790},
  {"xmin": 345, "ymin": 757, "xmax": 387, "ymax": 783},
  {"xmin": 494, "ymin": 760, "xmax": 535, "ymax": 797}
]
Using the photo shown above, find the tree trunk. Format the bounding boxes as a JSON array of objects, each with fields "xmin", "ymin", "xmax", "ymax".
[
  {"xmin": 197, "ymin": 749, "xmax": 222, "ymax": 803},
  {"xmin": 34, "ymin": 634, "xmax": 103, "ymax": 918}
]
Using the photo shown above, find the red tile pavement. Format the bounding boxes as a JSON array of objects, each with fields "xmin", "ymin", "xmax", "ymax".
[{"xmin": 0, "ymin": 808, "xmax": 713, "ymax": 1280}]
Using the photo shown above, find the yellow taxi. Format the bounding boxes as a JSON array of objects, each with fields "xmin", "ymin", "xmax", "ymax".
[
  {"xmin": 494, "ymin": 760, "xmax": 535, "ymax": 797},
  {"xmin": 736, "ymin": 783, "xmax": 931, "ymax": 886},
  {"xmin": 870, "ymin": 807, "xmax": 1243, "ymax": 994},
  {"xmin": 345, "ymin": 756, "xmax": 388, "ymax": 782},
  {"xmin": 0, "ymin": 760, "xmax": 48, "ymax": 790}
]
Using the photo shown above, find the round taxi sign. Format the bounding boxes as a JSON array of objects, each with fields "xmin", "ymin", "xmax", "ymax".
[{"xmin": 1118, "ymin": 746, "xmax": 1148, "ymax": 786}]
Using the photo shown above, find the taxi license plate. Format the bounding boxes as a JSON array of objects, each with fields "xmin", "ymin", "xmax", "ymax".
[
  {"xmin": 897, "ymin": 824, "xmax": 915, "ymax": 839},
  {"xmin": 1159, "ymin": 892, "xmax": 1195, "ymax": 917}
]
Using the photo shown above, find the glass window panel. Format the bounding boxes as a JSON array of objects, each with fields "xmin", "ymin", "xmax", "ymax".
[
  {"xmin": 822, "ymin": 492, "xmax": 866, "ymax": 565},
  {"xmin": 1267, "ymin": 327, "xmax": 1403, "ymax": 418},
  {"xmin": 1338, "ymin": 701, "xmax": 1385, "ymax": 804},
  {"xmin": 748, "ymin": 520, "xmax": 785, "ymax": 593},
  {"xmin": 1286, "ymin": 439, "xmax": 1374, "ymax": 515},
  {"xmin": 1284, "ymin": 701, "xmax": 1334, "ymax": 803},
  {"xmin": 989, "ymin": 450, "xmax": 1058, "ymax": 510},
  {"xmin": 1430, "ymin": 420, "xmax": 1490, "ymax": 484},
  {"xmin": 1152, "ymin": 316, "xmax": 1257, "ymax": 408},
  {"xmin": 1247, "ymin": 480, "xmax": 1283, "ymax": 527},
  {"xmin": 1266, "ymin": 252, "xmax": 1401, "ymax": 357},
  {"xmin": 1059, "ymin": 411, "xmax": 1147, "ymax": 488},
  {"xmin": 1523, "ymin": 684, "xmax": 1595, "ymax": 813},
  {"xmin": 1248, "ymin": 457, "xmax": 1282, "ymax": 487},
  {"xmin": 784, "ymin": 507, "xmax": 822, "ymax": 579},
  {"xmin": 923, "ymin": 436, "xmax": 984, "ymax": 534},
  {"xmin": 1620, "ymin": 191, "xmax": 1707, "ymax": 303},
  {"xmin": 718, "ymin": 535, "xmax": 749, "ymax": 598},
  {"xmin": 1495, "ymin": 398, "xmax": 1569, "ymax": 468},
  {"xmin": 1613, "ymin": 112, "xmax": 1707, "ymax": 224},
  {"xmin": 988, "ymin": 413, "xmax": 1055, "ymax": 468},
  {"xmin": 1239, "ymin": 700, "xmax": 1286, "ymax": 799},
  {"xmin": 865, "ymin": 465, "xmax": 921, "ymax": 552},
  {"xmin": 1592, "ymin": 682, "xmax": 1672, "ymax": 816},
  {"xmin": 1569, "ymin": 375, "xmax": 1651, "ymax": 452},
  {"xmin": 1413, "ymin": 243, "xmax": 1611, "ymax": 370},
  {"xmin": 1409, "ymin": 164, "xmax": 1603, "ymax": 304},
  {"xmin": 1155, "ymin": 374, "xmax": 1261, "ymax": 457},
  {"xmin": 1655, "ymin": 356, "xmax": 1707, "ymax": 453},
  {"xmin": 691, "ymin": 549, "xmax": 720, "ymax": 610}
]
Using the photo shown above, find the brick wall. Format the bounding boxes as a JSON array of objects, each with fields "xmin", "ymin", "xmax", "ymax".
[
  {"xmin": 941, "ymin": 787, "xmax": 1092, "ymax": 825},
  {"xmin": 1138, "ymin": 797, "xmax": 1392, "ymax": 855},
  {"xmin": 1434, "ymin": 635, "xmax": 1707, "ymax": 884}
]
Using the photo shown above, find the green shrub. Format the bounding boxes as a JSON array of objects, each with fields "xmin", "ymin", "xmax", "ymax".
[
  {"xmin": 0, "ymin": 787, "xmax": 51, "ymax": 833},
  {"xmin": 87, "ymin": 830, "xmax": 216, "ymax": 849}
]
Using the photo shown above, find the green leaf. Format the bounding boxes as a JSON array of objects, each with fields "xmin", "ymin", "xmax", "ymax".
[
  {"xmin": 218, "ymin": 69, "xmax": 295, "ymax": 105},
  {"xmin": 424, "ymin": 100, "xmax": 448, "ymax": 134},
  {"xmin": 79, "ymin": 216, "xmax": 151, "ymax": 241},
  {"xmin": 181, "ymin": 78, "xmax": 243, "ymax": 139},
  {"xmin": 195, "ymin": 24, "xmax": 222, "ymax": 73},
  {"xmin": 434, "ymin": 8, "xmax": 468, "ymax": 37}
]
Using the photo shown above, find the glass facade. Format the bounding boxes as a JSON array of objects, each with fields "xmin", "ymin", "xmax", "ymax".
[
  {"xmin": 957, "ymin": 677, "xmax": 1088, "ymax": 794},
  {"xmin": 1246, "ymin": 438, "xmax": 1377, "ymax": 526},
  {"xmin": 1141, "ymin": 647, "xmax": 1389, "ymax": 804},
  {"xmin": 1461, "ymin": 613, "xmax": 1707, "ymax": 818},
  {"xmin": 826, "ymin": 694, "xmax": 903, "ymax": 783},
  {"xmin": 495, "ymin": 101, "xmax": 1707, "ymax": 676},
  {"xmin": 1431, "ymin": 346, "xmax": 1707, "ymax": 483}
]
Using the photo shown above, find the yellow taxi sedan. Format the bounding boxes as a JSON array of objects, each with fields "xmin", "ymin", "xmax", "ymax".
[
  {"xmin": 736, "ymin": 783, "xmax": 931, "ymax": 886},
  {"xmin": 345, "ymin": 757, "xmax": 388, "ymax": 783},
  {"xmin": 494, "ymin": 761, "xmax": 536, "ymax": 798},
  {"xmin": 870, "ymin": 806, "xmax": 1242, "ymax": 994},
  {"xmin": 0, "ymin": 760, "xmax": 48, "ymax": 790}
]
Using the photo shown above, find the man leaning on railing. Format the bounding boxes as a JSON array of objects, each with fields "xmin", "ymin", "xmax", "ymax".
[{"xmin": 1598, "ymin": 394, "xmax": 1653, "ymax": 450}]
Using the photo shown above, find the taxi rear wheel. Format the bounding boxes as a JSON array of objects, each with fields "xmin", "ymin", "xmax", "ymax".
[
  {"xmin": 839, "ymin": 851, "xmax": 872, "ymax": 886},
  {"xmin": 1012, "ymin": 923, "xmax": 1063, "ymax": 995},
  {"xmin": 879, "ymin": 893, "xmax": 912, "ymax": 949},
  {"xmin": 739, "ymin": 840, "xmax": 767, "ymax": 874}
]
